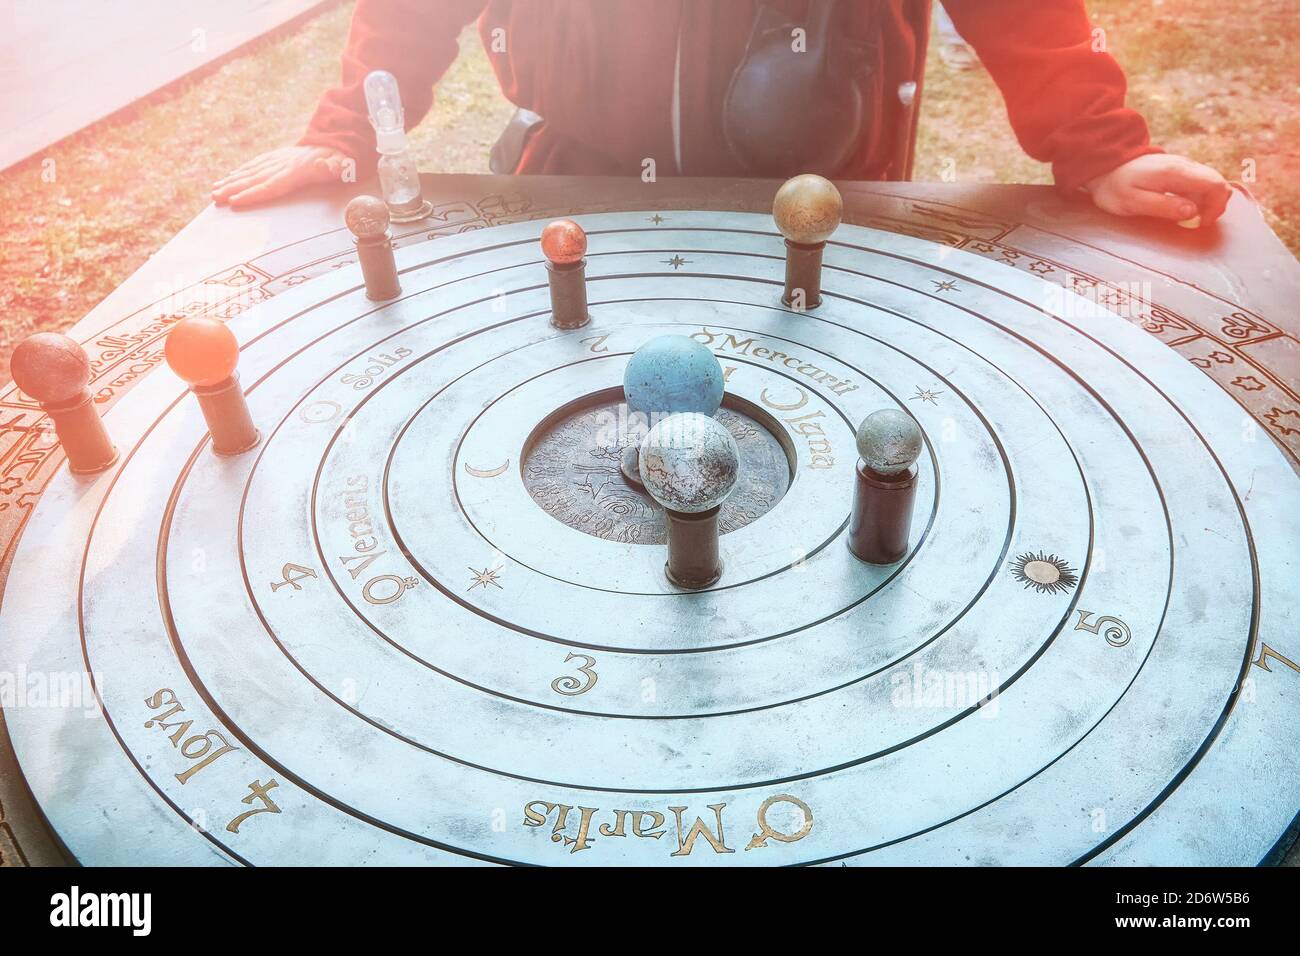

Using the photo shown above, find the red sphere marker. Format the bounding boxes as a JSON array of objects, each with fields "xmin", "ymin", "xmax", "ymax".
[
  {"xmin": 541, "ymin": 219, "xmax": 590, "ymax": 329},
  {"xmin": 10, "ymin": 332, "xmax": 118, "ymax": 474},
  {"xmin": 165, "ymin": 318, "xmax": 260, "ymax": 456},
  {"xmin": 541, "ymin": 219, "xmax": 587, "ymax": 266}
]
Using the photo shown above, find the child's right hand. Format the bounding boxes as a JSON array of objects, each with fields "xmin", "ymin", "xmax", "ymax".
[{"xmin": 211, "ymin": 146, "xmax": 351, "ymax": 208}]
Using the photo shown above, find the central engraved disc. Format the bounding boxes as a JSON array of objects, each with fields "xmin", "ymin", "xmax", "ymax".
[{"xmin": 522, "ymin": 390, "xmax": 792, "ymax": 544}]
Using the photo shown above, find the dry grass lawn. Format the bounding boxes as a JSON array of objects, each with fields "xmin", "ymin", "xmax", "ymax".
[{"xmin": 0, "ymin": 0, "xmax": 1296, "ymax": 379}]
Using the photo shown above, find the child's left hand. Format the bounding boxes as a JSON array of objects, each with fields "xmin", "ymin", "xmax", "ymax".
[{"xmin": 1085, "ymin": 154, "xmax": 1232, "ymax": 226}]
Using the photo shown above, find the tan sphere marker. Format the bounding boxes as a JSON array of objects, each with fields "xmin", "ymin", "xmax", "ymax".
[
  {"xmin": 773, "ymin": 174, "xmax": 843, "ymax": 310},
  {"xmin": 9, "ymin": 332, "xmax": 118, "ymax": 475}
]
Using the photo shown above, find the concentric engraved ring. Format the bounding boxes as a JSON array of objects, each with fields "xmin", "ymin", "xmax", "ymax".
[{"xmin": 0, "ymin": 211, "xmax": 1293, "ymax": 868}]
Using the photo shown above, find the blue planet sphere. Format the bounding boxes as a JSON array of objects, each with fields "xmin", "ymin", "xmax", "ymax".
[{"xmin": 623, "ymin": 335, "xmax": 725, "ymax": 417}]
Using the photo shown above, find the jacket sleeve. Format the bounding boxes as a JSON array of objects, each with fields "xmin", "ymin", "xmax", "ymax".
[
  {"xmin": 299, "ymin": 0, "xmax": 488, "ymax": 175},
  {"xmin": 941, "ymin": 0, "xmax": 1161, "ymax": 192}
]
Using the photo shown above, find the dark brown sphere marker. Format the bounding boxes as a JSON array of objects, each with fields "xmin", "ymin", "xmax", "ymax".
[
  {"xmin": 164, "ymin": 318, "xmax": 261, "ymax": 456},
  {"xmin": 848, "ymin": 409, "xmax": 923, "ymax": 565},
  {"xmin": 345, "ymin": 195, "xmax": 402, "ymax": 301},
  {"xmin": 541, "ymin": 219, "xmax": 590, "ymax": 330},
  {"xmin": 9, "ymin": 333, "xmax": 118, "ymax": 475},
  {"xmin": 773, "ymin": 174, "xmax": 843, "ymax": 311}
]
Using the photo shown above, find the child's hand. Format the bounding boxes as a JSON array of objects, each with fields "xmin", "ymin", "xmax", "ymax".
[
  {"xmin": 1085, "ymin": 154, "xmax": 1232, "ymax": 227},
  {"xmin": 212, "ymin": 146, "xmax": 351, "ymax": 208}
]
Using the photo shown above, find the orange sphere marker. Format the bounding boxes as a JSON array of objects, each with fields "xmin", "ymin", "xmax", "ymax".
[
  {"xmin": 164, "ymin": 318, "xmax": 240, "ymax": 388},
  {"xmin": 165, "ymin": 319, "xmax": 260, "ymax": 456}
]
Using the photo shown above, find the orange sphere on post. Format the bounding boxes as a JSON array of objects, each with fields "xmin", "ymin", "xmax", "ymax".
[
  {"xmin": 165, "ymin": 318, "xmax": 240, "ymax": 387},
  {"xmin": 540, "ymin": 219, "xmax": 587, "ymax": 266}
]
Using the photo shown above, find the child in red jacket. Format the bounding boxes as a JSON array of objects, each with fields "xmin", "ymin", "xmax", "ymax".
[{"xmin": 213, "ymin": 0, "xmax": 1230, "ymax": 225}]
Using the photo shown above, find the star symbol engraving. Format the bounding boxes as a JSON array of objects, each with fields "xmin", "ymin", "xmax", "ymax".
[
  {"xmin": 467, "ymin": 565, "xmax": 504, "ymax": 592},
  {"xmin": 910, "ymin": 386, "xmax": 944, "ymax": 405},
  {"xmin": 1265, "ymin": 407, "xmax": 1300, "ymax": 437},
  {"xmin": 648, "ymin": 214, "xmax": 668, "ymax": 225},
  {"xmin": 932, "ymin": 279, "xmax": 960, "ymax": 293},
  {"xmin": 662, "ymin": 255, "xmax": 691, "ymax": 270}
]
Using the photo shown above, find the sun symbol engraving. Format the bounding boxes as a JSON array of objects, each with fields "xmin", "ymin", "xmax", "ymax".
[{"xmin": 1009, "ymin": 552, "xmax": 1078, "ymax": 595}]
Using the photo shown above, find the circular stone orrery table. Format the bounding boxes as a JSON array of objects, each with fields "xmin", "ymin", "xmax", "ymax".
[{"xmin": 0, "ymin": 175, "xmax": 1297, "ymax": 867}]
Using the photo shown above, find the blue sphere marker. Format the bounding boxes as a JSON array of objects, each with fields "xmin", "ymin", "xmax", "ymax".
[
  {"xmin": 624, "ymin": 335, "xmax": 724, "ymax": 416},
  {"xmin": 622, "ymin": 335, "xmax": 725, "ymax": 487}
]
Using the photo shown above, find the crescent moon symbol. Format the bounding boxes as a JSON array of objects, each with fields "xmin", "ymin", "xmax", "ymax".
[
  {"xmin": 759, "ymin": 386, "xmax": 809, "ymax": 412},
  {"xmin": 464, "ymin": 460, "xmax": 510, "ymax": 478}
]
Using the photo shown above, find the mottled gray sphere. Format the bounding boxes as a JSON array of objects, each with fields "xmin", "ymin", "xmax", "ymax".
[
  {"xmin": 344, "ymin": 194, "xmax": 391, "ymax": 240},
  {"xmin": 856, "ymin": 409, "xmax": 922, "ymax": 476},
  {"xmin": 639, "ymin": 412, "xmax": 739, "ymax": 513}
]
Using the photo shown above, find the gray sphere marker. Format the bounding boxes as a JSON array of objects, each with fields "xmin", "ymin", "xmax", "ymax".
[
  {"xmin": 639, "ymin": 412, "xmax": 739, "ymax": 514},
  {"xmin": 856, "ymin": 408, "xmax": 923, "ymax": 477},
  {"xmin": 849, "ymin": 409, "xmax": 923, "ymax": 565},
  {"xmin": 640, "ymin": 413, "xmax": 739, "ymax": 588}
]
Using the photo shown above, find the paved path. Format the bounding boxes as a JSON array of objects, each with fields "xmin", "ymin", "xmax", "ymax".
[{"xmin": 0, "ymin": 0, "xmax": 329, "ymax": 171}]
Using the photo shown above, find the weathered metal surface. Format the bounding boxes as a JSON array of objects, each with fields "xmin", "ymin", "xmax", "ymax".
[
  {"xmin": 0, "ymin": 179, "xmax": 1297, "ymax": 867},
  {"xmin": 523, "ymin": 396, "xmax": 788, "ymax": 544}
]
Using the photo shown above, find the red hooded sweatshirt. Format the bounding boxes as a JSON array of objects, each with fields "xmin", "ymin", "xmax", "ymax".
[{"xmin": 300, "ymin": 0, "xmax": 1159, "ymax": 192}]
